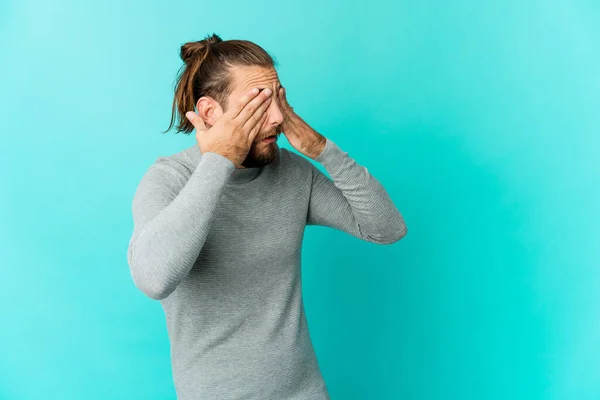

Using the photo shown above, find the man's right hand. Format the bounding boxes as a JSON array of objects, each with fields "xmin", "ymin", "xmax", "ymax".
[{"xmin": 185, "ymin": 87, "xmax": 273, "ymax": 168}]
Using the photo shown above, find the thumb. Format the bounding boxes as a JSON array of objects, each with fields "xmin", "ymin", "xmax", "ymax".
[{"xmin": 185, "ymin": 111, "xmax": 207, "ymax": 131}]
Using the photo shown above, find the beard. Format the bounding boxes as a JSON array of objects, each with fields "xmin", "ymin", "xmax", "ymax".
[{"xmin": 240, "ymin": 127, "xmax": 282, "ymax": 168}]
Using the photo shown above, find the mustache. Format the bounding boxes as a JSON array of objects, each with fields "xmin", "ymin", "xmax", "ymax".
[{"xmin": 258, "ymin": 126, "xmax": 283, "ymax": 141}]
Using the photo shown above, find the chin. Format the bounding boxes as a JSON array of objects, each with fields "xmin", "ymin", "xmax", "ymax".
[{"xmin": 242, "ymin": 143, "xmax": 279, "ymax": 168}]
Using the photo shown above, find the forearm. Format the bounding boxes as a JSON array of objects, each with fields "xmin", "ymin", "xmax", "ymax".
[
  {"xmin": 127, "ymin": 152, "xmax": 235, "ymax": 300},
  {"xmin": 314, "ymin": 138, "xmax": 407, "ymax": 243}
]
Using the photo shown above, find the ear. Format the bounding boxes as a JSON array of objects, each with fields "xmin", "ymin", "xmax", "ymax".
[{"xmin": 195, "ymin": 96, "xmax": 224, "ymax": 127}]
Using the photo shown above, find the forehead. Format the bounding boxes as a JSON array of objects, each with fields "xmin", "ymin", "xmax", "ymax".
[{"xmin": 229, "ymin": 65, "xmax": 280, "ymax": 92}]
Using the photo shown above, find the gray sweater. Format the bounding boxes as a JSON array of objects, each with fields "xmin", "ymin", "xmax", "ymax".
[{"xmin": 127, "ymin": 137, "xmax": 407, "ymax": 399}]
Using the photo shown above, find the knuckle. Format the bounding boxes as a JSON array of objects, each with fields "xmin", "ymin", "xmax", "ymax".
[{"xmin": 233, "ymin": 120, "xmax": 243, "ymax": 132}]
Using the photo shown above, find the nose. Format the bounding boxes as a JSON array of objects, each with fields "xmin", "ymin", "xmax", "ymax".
[{"xmin": 265, "ymin": 96, "xmax": 284, "ymax": 128}]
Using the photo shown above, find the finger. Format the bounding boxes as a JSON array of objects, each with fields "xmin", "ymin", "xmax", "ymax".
[
  {"xmin": 185, "ymin": 111, "xmax": 207, "ymax": 131},
  {"xmin": 280, "ymin": 87, "xmax": 286, "ymax": 103},
  {"xmin": 247, "ymin": 111, "xmax": 269, "ymax": 144},
  {"xmin": 225, "ymin": 87, "xmax": 262, "ymax": 119},
  {"xmin": 241, "ymin": 94, "xmax": 272, "ymax": 133},
  {"xmin": 234, "ymin": 88, "xmax": 273, "ymax": 126},
  {"xmin": 278, "ymin": 87, "xmax": 291, "ymax": 112}
]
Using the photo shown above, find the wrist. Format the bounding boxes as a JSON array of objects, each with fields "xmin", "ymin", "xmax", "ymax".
[{"xmin": 309, "ymin": 136, "xmax": 327, "ymax": 159}]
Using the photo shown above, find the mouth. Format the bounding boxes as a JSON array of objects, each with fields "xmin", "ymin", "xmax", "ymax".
[{"xmin": 262, "ymin": 134, "xmax": 278, "ymax": 143}]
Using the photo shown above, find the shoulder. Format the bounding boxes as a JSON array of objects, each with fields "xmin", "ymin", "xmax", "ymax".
[
  {"xmin": 278, "ymin": 147, "xmax": 314, "ymax": 172},
  {"xmin": 135, "ymin": 145, "xmax": 197, "ymax": 192},
  {"xmin": 158, "ymin": 144, "xmax": 198, "ymax": 177}
]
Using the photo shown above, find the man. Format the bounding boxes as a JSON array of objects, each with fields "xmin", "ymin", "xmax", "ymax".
[{"xmin": 127, "ymin": 34, "xmax": 407, "ymax": 399}]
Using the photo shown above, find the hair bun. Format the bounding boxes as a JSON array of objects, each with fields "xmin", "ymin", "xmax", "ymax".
[{"xmin": 180, "ymin": 33, "xmax": 223, "ymax": 64}]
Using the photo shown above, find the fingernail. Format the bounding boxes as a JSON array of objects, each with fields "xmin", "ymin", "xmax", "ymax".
[
  {"xmin": 251, "ymin": 88, "xmax": 259, "ymax": 94},
  {"xmin": 264, "ymin": 88, "xmax": 272, "ymax": 96},
  {"xmin": 185, "ymin": 111, "xmax": 195, "ymax": 121}
]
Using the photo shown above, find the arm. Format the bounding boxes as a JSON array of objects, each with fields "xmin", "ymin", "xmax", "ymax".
[
  {"xmin": 127, "ymin": 152, "xmax": 235, "ymax": 300},
  {"xmin": 306, "ymin": 137, "xmax": 407, "ymax": 244}
]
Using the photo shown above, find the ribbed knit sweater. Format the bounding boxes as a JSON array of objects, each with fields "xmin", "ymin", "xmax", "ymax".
[{"xmin": 126, "ymin": 137, "xmax": 407, "ymax": 399}]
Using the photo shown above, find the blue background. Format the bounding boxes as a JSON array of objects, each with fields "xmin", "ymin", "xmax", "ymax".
[{"xmin": 1, "ymin": 0, "xmax": 599, "ymax": 399}]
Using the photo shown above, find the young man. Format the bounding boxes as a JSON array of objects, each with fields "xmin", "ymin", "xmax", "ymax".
[{"xmin": 127, "ymin": 34, "xmax": 407, "ymax": 399}]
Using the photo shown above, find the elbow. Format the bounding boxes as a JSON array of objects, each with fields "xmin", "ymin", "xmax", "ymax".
[
  {"xmin": 368, "ymin": 223, "xmax": 408, "ymax": 245},
  {"xmin": 153, "ymin": 289, "xmax": 172, "ymax": 300},
  {"xmin": 128, "ymin": 249, "xmax": 174, "ymax": 301},
  {"xmin": 386, "ymin": 214, "xmax": 408, "ymax": 243},
  {"xmin": 383, "ymin": 227, "xmax": 408, "ymax": 244},
  {"xmin": 372, "ymin": 209, "xmax": 408, "ymax": 244},
  {"xmin": 134, "ymin": 279, "xmax": 173, "ymax": 300},
  {"xmin": 393, "ymin": 224, "xmax": 408, "ymax": 242}
]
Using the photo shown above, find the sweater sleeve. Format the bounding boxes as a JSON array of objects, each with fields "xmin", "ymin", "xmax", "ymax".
[
  {"xmin": 306, "ymin": 137, "xmax": 407, "ymax": 244},
  {"xmin": 127, "ymin": 152, "xmax": 236, "ymax": 300}
]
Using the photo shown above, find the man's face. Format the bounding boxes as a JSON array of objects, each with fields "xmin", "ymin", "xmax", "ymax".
[{"xmin": 225, "ymin": 65, "xmax": 284, "ymax": 168}]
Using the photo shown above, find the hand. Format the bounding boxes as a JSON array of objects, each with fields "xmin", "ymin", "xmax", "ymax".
[
  {"xmin": 278, "ymin": 86, "xmax": 326, "ymax": 159},
  {"xmin": 185, "ymin": 87, "xmax": 273, "ymax": 168}
]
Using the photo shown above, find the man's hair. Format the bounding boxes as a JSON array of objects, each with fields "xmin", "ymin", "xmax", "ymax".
[{"xmin": 164, "ymin": 33, "xmax": 278, "ymax": 134}]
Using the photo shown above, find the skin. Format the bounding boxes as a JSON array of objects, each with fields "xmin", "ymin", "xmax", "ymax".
[{"xmin": 194, "ymin": 65, "xmax": 327, "ymax": 168}]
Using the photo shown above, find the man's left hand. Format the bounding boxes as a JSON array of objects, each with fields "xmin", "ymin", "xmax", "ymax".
[{"xmin": 278, "ymin": 86, "xmax": 326, "ymax": 160}]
